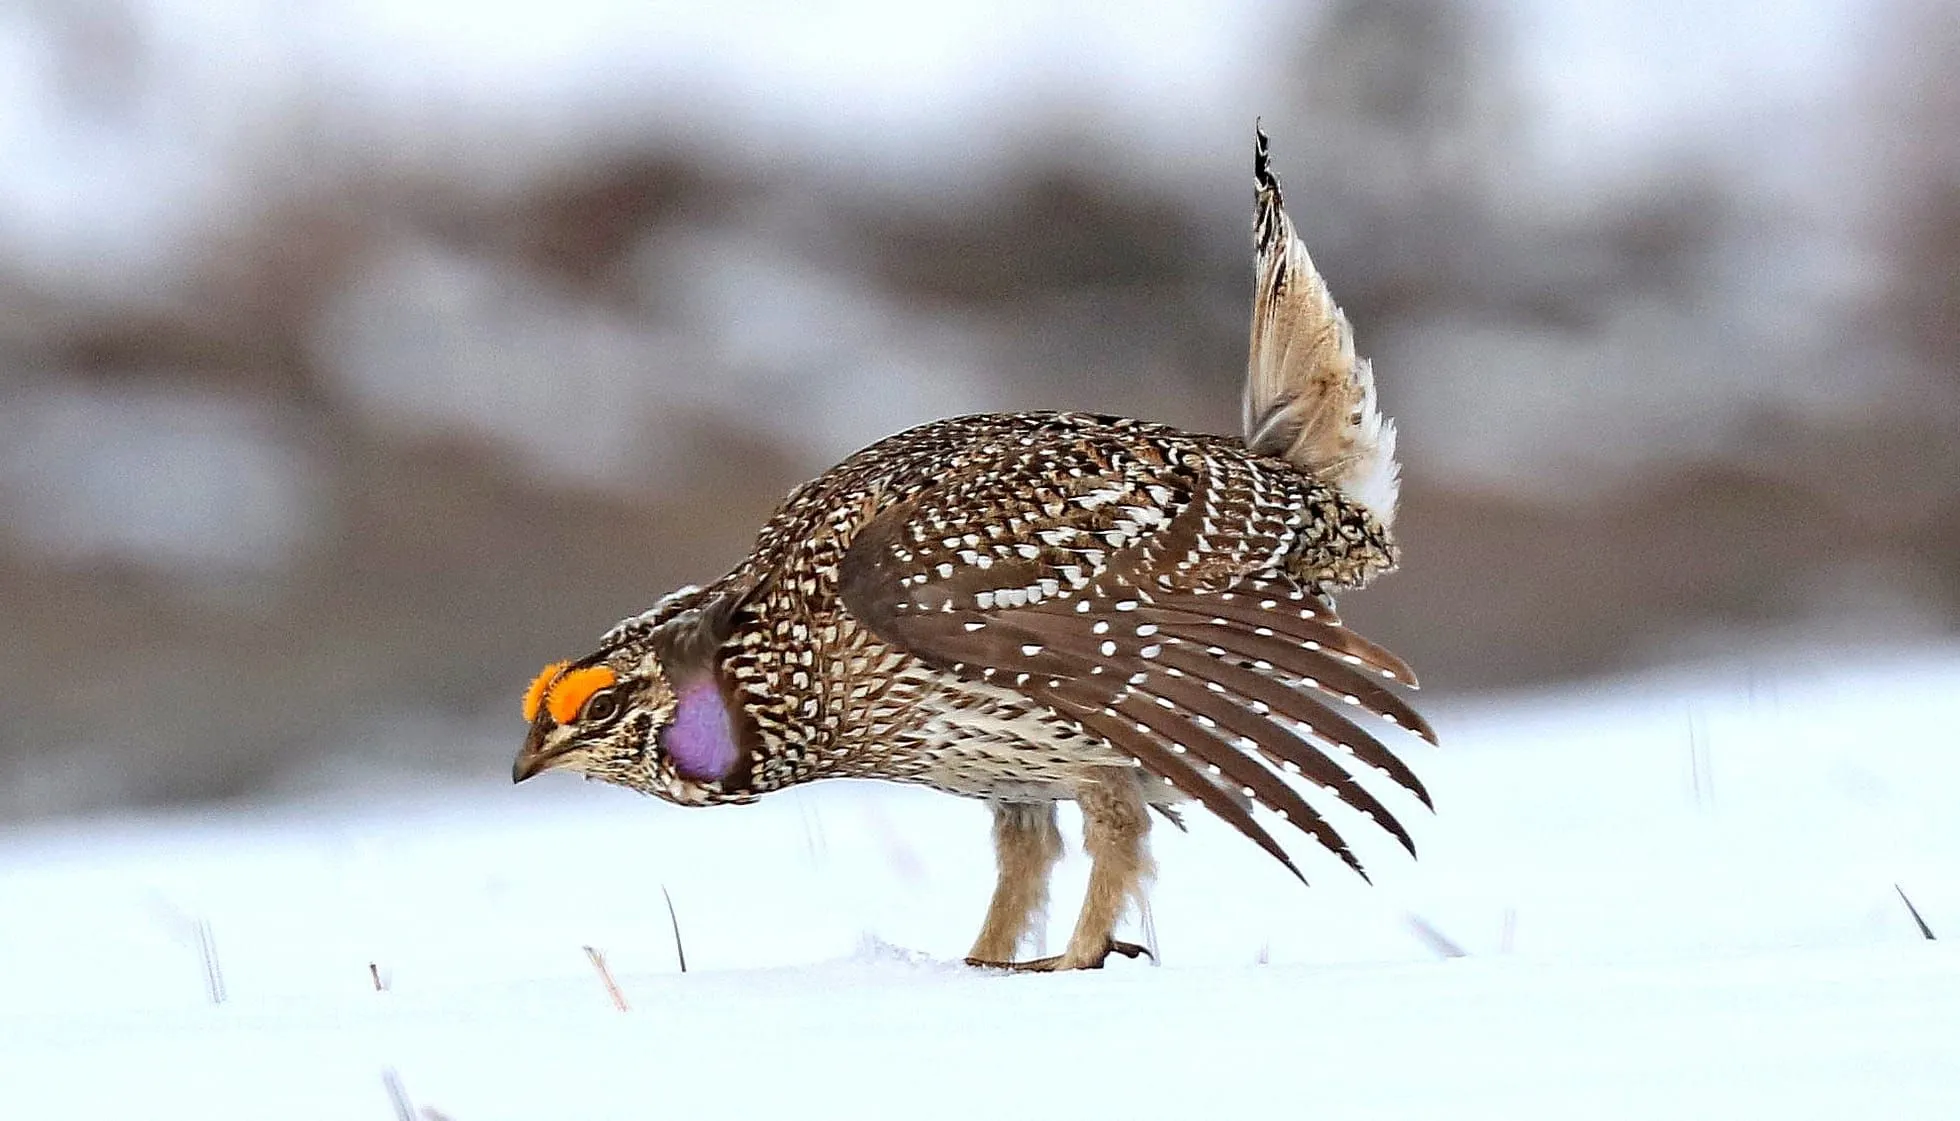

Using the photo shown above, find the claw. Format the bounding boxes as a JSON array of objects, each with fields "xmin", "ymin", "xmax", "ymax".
[{"xmin": 965, "ymin": 937, "xmax": 1153, "ymax": 973}]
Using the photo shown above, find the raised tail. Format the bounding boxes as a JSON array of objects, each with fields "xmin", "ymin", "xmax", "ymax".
[{"xmin": 1241, "ymin": 125, "xmax": 1401, "ymax": 527}]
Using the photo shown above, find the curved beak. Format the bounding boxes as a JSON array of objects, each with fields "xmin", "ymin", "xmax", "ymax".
[
  {"xmin": 512, "ymin": 750, "xmax": 544, "ymax": 784},
  {"xmin": 512, "ymin": 721, "xmax": 560, "ymax": 783}
]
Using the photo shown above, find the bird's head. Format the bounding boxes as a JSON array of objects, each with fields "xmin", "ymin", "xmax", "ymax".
[
  {"xmin": 511, "ymin": 583, "xmax": 759, "ymax": 805},
  {"xmin": 512, "ymin": 654, "xmax": 673, "ymax": 791}
]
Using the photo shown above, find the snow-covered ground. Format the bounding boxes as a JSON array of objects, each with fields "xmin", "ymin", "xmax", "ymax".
[{"xmin": 4, "ymin": 650, "xmax": 1958, "ymax": 1119}]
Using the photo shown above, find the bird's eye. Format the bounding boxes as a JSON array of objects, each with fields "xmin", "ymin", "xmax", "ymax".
[{"xmin": 580, "ymin": 689, "xmax": 623, "ymax": 725}]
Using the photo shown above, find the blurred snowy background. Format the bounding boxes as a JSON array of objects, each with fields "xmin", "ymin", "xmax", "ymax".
[{"xmin": 3, "ymin": 0, "xmax": 1957, "ymax": 821}]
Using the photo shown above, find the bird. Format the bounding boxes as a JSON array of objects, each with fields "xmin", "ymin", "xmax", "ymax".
[{"xmin": 513, "ymin": 127, "xmax": 1436, "ymax": 972}]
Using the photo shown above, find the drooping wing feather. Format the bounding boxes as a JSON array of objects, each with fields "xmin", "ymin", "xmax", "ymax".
[{"xmin": 839, "ymin": 456, "xmax": 1431, "ymax": 880}]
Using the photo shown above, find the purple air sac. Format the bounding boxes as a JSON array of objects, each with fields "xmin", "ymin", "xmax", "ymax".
[{"xmin": 664, "ymin": 677, "xmax": 742, "ymax": 781}]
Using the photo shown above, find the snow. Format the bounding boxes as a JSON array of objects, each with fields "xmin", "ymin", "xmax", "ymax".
[{"xmin": 3, "ymin": 649, "xmax": 1958, "ymax": 1117}]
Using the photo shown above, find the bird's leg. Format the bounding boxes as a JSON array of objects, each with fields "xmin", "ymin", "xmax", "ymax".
[
  {"xmin": 970, "ymin": 771, "xmax": 1154, "ymax": 972},
  {"xmin": 1052, "ymin": 773, "xmax": 1155, "ymax": 968},
  {"xmin": 965, "ymin": 801, "xmax": 1063, "ymax": 964}
]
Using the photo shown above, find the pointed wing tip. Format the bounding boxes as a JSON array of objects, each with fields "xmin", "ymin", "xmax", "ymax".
[
  {"xmin": 1390, "ymin": 763, "xmax": 1436, "ymax": 812},
  {"xmin": 1343, "ymin": 850, "xmax": 1372, "ymax": 885},
  {"xmin": 1382, "ymin": 703, "xmax": 1441, "ymax": 749},
  {"xmin": 1375, "ymin": 811, "xmax": 1419, "ymax": 859},
  {"xmin": 1279, "ymin": 852, "xmax": 1309, "ymax": 885}
]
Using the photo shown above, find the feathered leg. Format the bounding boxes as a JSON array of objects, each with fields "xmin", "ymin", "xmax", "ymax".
[
  {"xmin": 971, "ymin": 770, "xmax": 1154, "ymax": 971},
  {"xmin": 965, "ymin": 801, "xmax": 1063, "ymax": 964}
]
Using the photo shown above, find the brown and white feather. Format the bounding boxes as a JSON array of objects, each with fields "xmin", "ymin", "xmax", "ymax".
[{"xmin": 515, "ymin": 129, "xmax": 1436, "ymax": 964}]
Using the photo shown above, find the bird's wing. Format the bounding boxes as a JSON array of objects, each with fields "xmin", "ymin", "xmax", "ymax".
[{"xmin": 838, "ymin": 457, "xmax": 1433, "ymax": 882}]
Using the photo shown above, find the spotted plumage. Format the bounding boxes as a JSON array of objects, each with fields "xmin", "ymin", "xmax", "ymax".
[{"xmin": 513, "ymin": 127, "xmax": 1436, "ymax": 971}]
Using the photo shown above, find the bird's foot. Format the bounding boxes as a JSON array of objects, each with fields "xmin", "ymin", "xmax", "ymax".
[{"xmin": 965, "ymin": 937, "xmax": 1152, "ymax": 973}]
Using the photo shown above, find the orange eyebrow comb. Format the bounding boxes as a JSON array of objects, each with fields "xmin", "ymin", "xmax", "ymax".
[
  {"xmin": 543, "ymin": 666, "xmax": 617, "ymax": 724},
  {"xmin": 523, "ymin": 662, "xmax": 618, "ymax": 725},
  {"xmin": 523, "ymin": 661, "xmax": 569, "ymax": 722},
  {"xmin": 521, "ymin": 662, "xmax": 619, "ymax": 721}
]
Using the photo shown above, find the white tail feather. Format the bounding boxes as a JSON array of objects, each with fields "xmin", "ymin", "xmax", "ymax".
[{"xmin": 1241, "ymin": 126, "xmax": 1401, "ymax": 526}]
